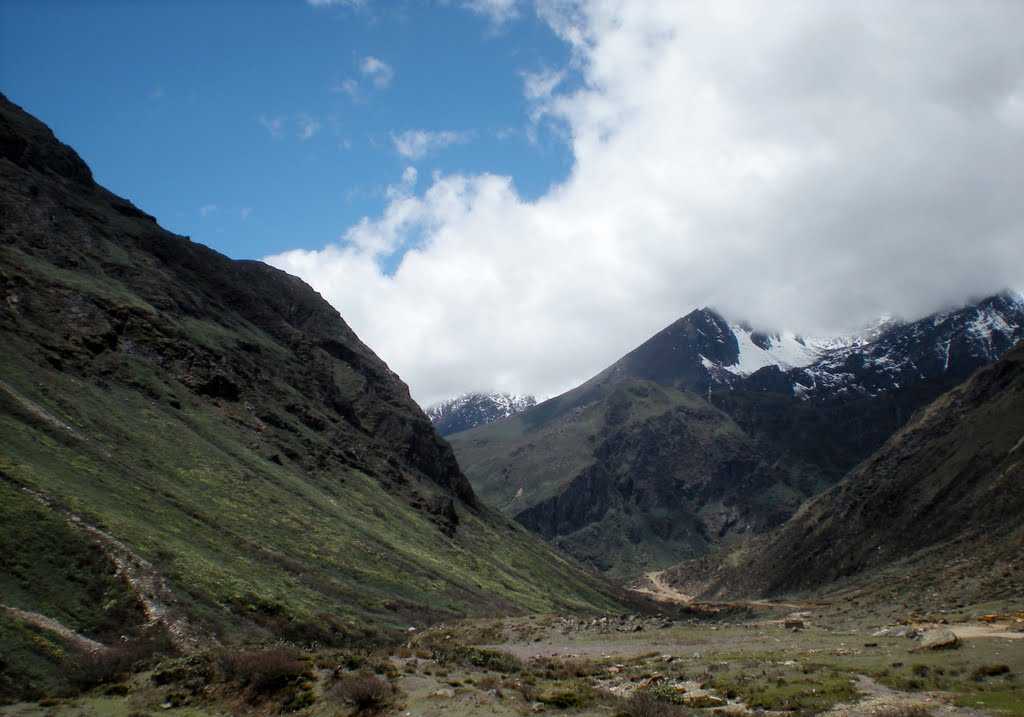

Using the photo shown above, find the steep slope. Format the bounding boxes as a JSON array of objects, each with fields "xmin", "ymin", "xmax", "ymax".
[
  {"xmin": 674, "ymin": 340, "xmax": 1024, "ymax": 603},
  {"xmin": 451, "ymin": 299, "xmax": 1023, "ymax": 577},
  {"xmin": 426, "ymin": 392, "xmax": 536, "ymax": 436},
  {"xmin": 0, "ymin": 93, "xmax": 625, "ymax": 647}
]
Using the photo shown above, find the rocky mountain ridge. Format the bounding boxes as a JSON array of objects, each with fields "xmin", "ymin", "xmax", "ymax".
[
  {"xmin": 426, "ymin": 392, "xmax": 537, "ymax": 436},
  {"xmin": 667, "ymin": 338, "xmax": 1024, "ymax": 605}
]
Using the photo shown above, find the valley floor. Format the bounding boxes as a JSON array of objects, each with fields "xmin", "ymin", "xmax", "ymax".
[{"xmin": 3, "ymin": 598, "xmax": 1022, "ymax": 717}]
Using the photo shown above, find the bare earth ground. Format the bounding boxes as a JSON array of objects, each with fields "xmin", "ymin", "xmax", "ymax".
[{"xmin": 4, "ymin": 595, "xmax": 1021, "ymax": 717}]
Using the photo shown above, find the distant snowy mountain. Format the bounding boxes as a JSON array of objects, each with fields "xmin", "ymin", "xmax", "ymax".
[
  {"xmin": 638, "ymin": 292, "xmax": 1024, "ymax": 402},
  {"xmin": 426, "ymin": 392, "xmax": 537, "ymax": 436},
  {"xmin": 746, "ymin": 291, "xmax": 1024, "ymax": 401}
]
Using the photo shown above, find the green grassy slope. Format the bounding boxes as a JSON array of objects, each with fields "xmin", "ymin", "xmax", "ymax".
[{"xmin": 0, "ymin": 93, "xmax": 626, "ymax": 652}]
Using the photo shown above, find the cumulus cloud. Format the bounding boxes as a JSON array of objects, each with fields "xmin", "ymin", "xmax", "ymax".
[
  {"xmin": 360, "ymin": 56, "xmax": 394, "ymax": 89},
  {"xmin": 391, "ymin": 129, "xmax": 471, "ymax": 160},
  {"xmin": 268, "ymin": 1, "xmax": 1024, "ymax": 406}
]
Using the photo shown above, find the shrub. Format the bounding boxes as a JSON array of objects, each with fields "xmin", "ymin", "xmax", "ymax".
[
  {"xmin": 431, "ymin": 646, "xmax": 522, "ymax": 674},
  {"xmin": 971, "ymin": 664, "xmax": 1011, "ymax": 681},
  {"xmin": 218, "ymin": 647, "xmax": 307, "ymax": 694},
  {"xmin": 617, "ymin": 691, "xmax": 689, "ymax": 717},
  {"xmin": 327, "ymin": 673, "xmax": 394, "ymax": 714},
  {"xmin": 66, "ymin": 627, "xmax": 176, "ymax": 691},
  {"xmin": 644, "ymin": 683, "xmax": 687, "ymax": 704},
  {"xmin": 537, "ymin": 682, "xmax": 597, "ymax": 709},
  {"xmin": 870, "ymin": 705, "xmax": 933, "ymax": 717}
]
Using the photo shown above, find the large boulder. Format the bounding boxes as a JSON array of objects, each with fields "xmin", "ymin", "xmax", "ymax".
[{"xmin": 913, "ymin": 629, "xmax": 960, "ymax": 651}]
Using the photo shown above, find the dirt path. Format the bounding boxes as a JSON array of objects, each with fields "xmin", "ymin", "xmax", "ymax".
[
  {"xmin": 632, "ymin": 570, "xmax": 695, "ymax": 604},
  {"xmin": 631, "ymin": 570, "xmax": 822, "ymax": 613},
  {"xmin": 2, "ymin": 605, "xmax": 105, "ymax": 653},
  {"xmin": 944, "ymin": 622, "xmax": 1024, "ymax": 640}
]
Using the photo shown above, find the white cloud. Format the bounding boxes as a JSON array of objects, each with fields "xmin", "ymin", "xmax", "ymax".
[
  {"xmin": 296, "ymin": 114, "xmax": 321, "ymax": 141},
  {"xmin": 199, "ymin": 204, "xmax": 218, "ymax": 218},
  {"xmin": 360, "ymin": 56, "xmax": 394, "ymax": 89},
  {"xmin": 391, "ymin": 129, "xmax": 471, "ymax": 160},
  {"xmin": 240, "ymin": 207, "xmax": 253, "ymax": 220},
  {"xmin": 461, "ymin": 0, "xmax": 519, "ymax": 25},
  {"xmin": 332, "ymin": 78, "xmax": 361, "ymax": 100},
  {"xmin": 258, "ymin": 115, "xmax": 285, "ymax": 138},
  {"xmin": 522, "ymin": 68, "xmax": 564, "ymax": 101},
  {"xmin": 268, "ymin": 2, "xmax": 1024, "ymax": 406}
]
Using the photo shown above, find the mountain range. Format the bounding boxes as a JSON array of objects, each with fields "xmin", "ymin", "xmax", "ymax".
[{"xmin": 448, "ymin": 293, "xmax": 1024, "ymax": 576}]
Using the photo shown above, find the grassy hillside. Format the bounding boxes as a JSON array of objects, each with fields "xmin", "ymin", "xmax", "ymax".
[
  {"xmin": 0, "ymin": 91, "xmax": 627, "ymax": 670},
  {"xmin": 669, "ymin": 341, "xmax": 1024, "ymax": 603}
]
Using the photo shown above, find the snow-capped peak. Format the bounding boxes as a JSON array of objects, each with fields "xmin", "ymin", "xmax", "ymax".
[{"xmin": 426, "ymin": 391, "xmax": 537, "ymax": 436}]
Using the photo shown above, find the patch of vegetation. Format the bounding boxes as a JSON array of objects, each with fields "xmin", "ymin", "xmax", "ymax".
[
  {"xmin": 327, "ymin": 673, "xmax": 396, "ymax": 714},
  {"xmin": 536, "ymin": 680, "xmax": 599, "ymax": 709},
  {"xmin": 953, "ymin": 689, "xmax": 1024, "ymax": 717},
  {"xmin": 615, "ymin": 691, "xmax": 692, "ymax": 717},
  {"xmin": 972, "ymin": 664, "xmax": 1011, "ymax": 681},
  {"xmin": 871, "ymin": 707, "xmax": 934, "ymax": 717},
  {"xmin": 431, "ymin": 645, "xmax": 523, "ymax": 673},
  {"xmin": 0, "ymin": 615, "xmax": 70, "ymax": 703},
  {"xmin": 217, "ymin": 647, "xmax": 309, "ymax": 695},
  {"xmin": 66, "ymin": 628, "xmax": 175, "ymax": 692},
  {"xmin": 708, "ymin": 666, "xmax": 858, "ymax": 714}
]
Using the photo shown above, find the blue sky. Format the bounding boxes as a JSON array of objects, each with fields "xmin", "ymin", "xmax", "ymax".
[{"xmin": 1, "ymin": 0, "xmax": 575, "ymax": 261}]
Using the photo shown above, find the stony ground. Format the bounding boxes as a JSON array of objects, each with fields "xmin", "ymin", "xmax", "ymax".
[{"xmin": 3, "ymin": 596, "xmax": 1022, "ymax": 717}]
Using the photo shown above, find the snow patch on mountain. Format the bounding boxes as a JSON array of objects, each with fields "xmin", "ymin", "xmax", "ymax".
[
  {"xmin": 786, "ymin": 292, "xmax": 1024, "ymax": 401},
  {"xmin": 723, "ymin": 325, "xmax": 822, "ymax": 376}
]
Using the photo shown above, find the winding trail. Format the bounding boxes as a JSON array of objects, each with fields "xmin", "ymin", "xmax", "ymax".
[
  {"xmin": 0, "ymin": 474, "xmax": 208, "ymax": 650},
  {"xmin": 2, "ymin": 605, "xmax": 105, "ymax": 653}
]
